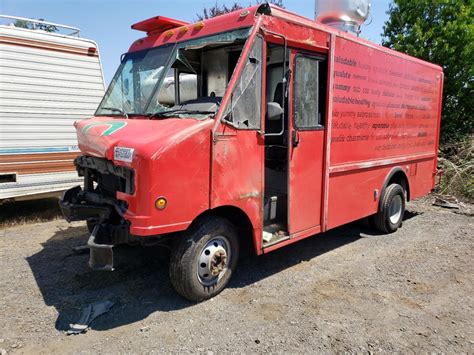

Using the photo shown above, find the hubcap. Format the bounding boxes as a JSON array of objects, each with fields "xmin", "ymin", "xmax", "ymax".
[
  {"xmin": 197, "ymin": 237, "xmax": 230, "ymax": 286},
  {"xmin": 389, "ymin": 195, "xmax": 403, "ymax": 224}
]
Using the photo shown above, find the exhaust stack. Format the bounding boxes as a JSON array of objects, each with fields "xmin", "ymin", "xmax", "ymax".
[{"xmin": 315, "ymin": 0, "xmax": 371, "ymax": 36}]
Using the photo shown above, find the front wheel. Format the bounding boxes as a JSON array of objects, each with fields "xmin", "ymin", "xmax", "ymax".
[
  {"xmin": 169, "ymin": 216, "xmax": 239, "ymax": 302},
  {"xmin": 373, "ymin": 183, "xmax": 406, "ymax": 233}
]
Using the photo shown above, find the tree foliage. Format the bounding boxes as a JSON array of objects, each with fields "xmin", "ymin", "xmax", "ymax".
[
  {"xmin": 197, "ymin": 0, "xmax": 284, "ymax": 21},
  {"xmin": 382, "ymin": 0, "xmax": 474, "ymax": 146},
  {"xmin": 14, "ymin": 19, "xmax": 58, "ymax": 33}
]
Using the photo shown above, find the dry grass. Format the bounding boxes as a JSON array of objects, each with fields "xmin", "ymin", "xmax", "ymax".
[
  {"xmin": 0, "ymin": 198, "xmax": 63, "ymax": 229},
  {"xmin": 438, "ymin": 137, "xmax": 474, "ymax": 202}
]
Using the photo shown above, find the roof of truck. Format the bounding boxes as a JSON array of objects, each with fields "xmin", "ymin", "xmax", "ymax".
[{"xmin": 129, "ymin": 4, "xmax": 442, "ymax": 72}]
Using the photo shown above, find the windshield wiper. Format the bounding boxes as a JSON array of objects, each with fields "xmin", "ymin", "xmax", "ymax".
[
  {"xmin": 101, "ymin": 107, "xmax": 129, "ymax": 118},
  {"xmin": 149, "ymin": 109, "xmax": 215, "ymax": 119}
]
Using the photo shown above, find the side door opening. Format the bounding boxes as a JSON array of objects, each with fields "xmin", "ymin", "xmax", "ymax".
[{"xmin": 262, "ymin": 43, "xmax": 291, "ymax": 246}]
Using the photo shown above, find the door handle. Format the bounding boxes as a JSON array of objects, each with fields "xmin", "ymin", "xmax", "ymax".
[{"xmin": 292, "ymin": 130, "xmax": 300, "ymax": 148}]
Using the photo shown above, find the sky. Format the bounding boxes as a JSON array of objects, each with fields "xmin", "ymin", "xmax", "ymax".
[{"xmin": 1, "ymin": 0, "xmax": 390, "ymax": 83}]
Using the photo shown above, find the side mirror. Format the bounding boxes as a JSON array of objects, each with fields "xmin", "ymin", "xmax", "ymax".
[{"xmin": 267, "ymin": 102, "xmax": 284, "ymax": 121}]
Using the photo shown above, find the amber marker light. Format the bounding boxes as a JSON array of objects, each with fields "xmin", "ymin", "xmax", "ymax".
[
  {"xmin": 164, "ymin": 30, "xmax": 174, "ymax": 37},
  {"xmin": 180, "ymin": 26, "xmax": 189, "ymax": 34},
  {"xmin": 155, "ymin": 197, "xmax": 167, "ymax": 210},
  {"xmin": 194, "ymin": 22, "xmax": 205, "ymax": 30}
]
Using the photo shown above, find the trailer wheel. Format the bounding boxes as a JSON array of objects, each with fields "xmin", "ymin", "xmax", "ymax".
[
  {"xmin": 169, "ymin": 216, "xmax": 239, "ymax": 302},
  {"xmin": 374, "ymin": 183, "xmax": 406, "ymax": 233}
]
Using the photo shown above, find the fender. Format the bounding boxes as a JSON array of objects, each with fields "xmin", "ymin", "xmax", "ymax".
[{"xmin": 378, "ymin": 167, "xmax": 410, "ymax": 211}]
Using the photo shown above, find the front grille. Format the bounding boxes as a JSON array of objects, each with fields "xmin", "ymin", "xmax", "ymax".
[{"xmin": 75, "ymin": 156, "xmax": 134, "ymax": 195}]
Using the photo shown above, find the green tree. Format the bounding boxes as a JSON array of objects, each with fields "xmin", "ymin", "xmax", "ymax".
[
  {"xmin": 14, "ymin": 18, "xmax": 58, "ymax": 33},
  {"xmin": 197, "ymin": 0, "xmax": 284, "ymax": 21},
  {"xmin": 382, "ymin": 0, "xmax": 474, "ymax": 146}
]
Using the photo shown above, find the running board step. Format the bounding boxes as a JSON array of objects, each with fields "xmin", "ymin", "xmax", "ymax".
[
  {"xmin": 262, "ymin": 223, "xmax": 289, "ymax": 248},
  {"xmin": 262, "ymin": 234, "xmax": 290, "ymax": 248}
]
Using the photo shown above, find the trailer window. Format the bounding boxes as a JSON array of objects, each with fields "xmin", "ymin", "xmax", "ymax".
[
  {"xmin": 294, "ymin": 55, "xmax": 326, "ymax": 129},
  {"xmin": 223, "ymin": 35, "xmax": 263, "ymax": 130}
]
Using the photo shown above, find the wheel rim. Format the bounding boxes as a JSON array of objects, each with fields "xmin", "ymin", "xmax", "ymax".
[
  {"xmin": 197, "ymin": 236, "xmax": 231, "ymax": 287},
  {"xmin": 389, "ymin": 195, "xmax": 403, "ymax": 224}
]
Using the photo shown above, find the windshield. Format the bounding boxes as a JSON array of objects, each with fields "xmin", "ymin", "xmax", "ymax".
[{"xmin": 96, "ymin": 28, "xmax": 252, "ymax": 118}]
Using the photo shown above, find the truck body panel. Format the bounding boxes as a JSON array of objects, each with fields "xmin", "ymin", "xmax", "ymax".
[{"xmin": 325, "ymin": 35, "xmax": 442, "ymax": 229}]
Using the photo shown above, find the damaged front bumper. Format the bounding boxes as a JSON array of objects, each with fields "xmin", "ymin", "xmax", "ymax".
[
  {"xmin": 60, "ymin": 186, "xmax": 112, "ymax": 222},
  {"xmin": 59, "ymin": 185, "xmax": 131, "ymax": 271}
]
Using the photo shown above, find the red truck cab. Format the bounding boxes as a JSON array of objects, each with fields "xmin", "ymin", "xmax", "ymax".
[{"xmin": 60, "ymin": 4, "xmax": 443, "ymax": 301}]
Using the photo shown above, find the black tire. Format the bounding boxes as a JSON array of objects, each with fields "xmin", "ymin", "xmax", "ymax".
[
  {"xmin": 169, "ymin": 216, "xmax": 239, "ymax": 302},
  {"xmin": 374, "ymin": 183, "xmax": 406, "ymax": 234}
]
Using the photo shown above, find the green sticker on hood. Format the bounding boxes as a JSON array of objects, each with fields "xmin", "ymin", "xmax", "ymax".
[{"xmin": 82, "ymin": 121, "xmax": 127, "ymax": 136}]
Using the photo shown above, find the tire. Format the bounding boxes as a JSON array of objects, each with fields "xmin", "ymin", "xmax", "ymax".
[
  {"xmin": 374, "ymin": 183, "xmax": 406, "ymax": 233},
  {"xmin": 169, "ymin": 216, "xmax": 239, "ymax": 302}
]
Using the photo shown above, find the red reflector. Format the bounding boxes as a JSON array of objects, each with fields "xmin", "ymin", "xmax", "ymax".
[{"xmin": 87, "ymin": 47, "xmax": 97, "ymax": 55}]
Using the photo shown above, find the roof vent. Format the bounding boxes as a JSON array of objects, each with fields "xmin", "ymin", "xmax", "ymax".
[{"xmin": 314, "ymin": 0, "xmax": 371, "ymax": 36}]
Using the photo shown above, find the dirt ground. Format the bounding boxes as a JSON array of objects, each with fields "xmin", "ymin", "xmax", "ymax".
[{"xmin": 0, "ymin": 197, "xmax": 472, "ymax": 353}]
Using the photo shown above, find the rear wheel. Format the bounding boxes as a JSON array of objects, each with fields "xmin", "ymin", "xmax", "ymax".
[
  {"xmin": 374, "ymin": 183, "xmax": 406, "ymax": 233},
  {"xmin": 169, "ymin": 216, "xmax": 239, "ymax": 302}
]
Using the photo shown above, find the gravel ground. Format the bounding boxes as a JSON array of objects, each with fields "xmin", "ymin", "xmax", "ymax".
[{"xmin": 0, "ymin": 197, "xmax": 473, "ymax": 353}]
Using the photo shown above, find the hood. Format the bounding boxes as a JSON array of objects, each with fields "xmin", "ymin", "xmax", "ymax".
[{"xmin": 75, "ymin": 117, "xmax": 213, "ymax": 162}]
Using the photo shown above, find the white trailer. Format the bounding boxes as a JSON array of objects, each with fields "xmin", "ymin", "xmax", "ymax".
[{"xmin": 0, "ymin": 15, "xmax": 105, "ymax": 201}]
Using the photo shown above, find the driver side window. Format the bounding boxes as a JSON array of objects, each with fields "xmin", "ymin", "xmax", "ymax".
[{"xmin": 224, "ymin": 35, "xmax": 263, "ymax": 130}]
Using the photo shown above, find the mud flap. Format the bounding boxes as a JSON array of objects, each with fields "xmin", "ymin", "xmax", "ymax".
[{"xmin": 88, "ymin": 224, "xmax": 114, "ymax": 271}]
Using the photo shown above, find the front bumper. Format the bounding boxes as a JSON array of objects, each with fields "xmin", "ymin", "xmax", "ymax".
[
  {"xmin": 60, "ymin": 185, "xmax": 132, "ymax": 271},
  {"xmin": 59, "ymin": 185, "xmax": 130, "ymax": 246},
  {"xmin": 59, "ymin": 186, "xmax": 112, "ymax": 222}
]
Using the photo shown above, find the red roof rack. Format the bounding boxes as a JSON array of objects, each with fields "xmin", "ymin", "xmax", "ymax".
[{"xmin": 131, "ymin": 16, "xmax": 189, "ymax": 36}]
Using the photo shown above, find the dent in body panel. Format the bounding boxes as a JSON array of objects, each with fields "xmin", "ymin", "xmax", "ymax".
[{"xmin": 211, "ymin": 127, "xmax": 264, "ymax": 237}]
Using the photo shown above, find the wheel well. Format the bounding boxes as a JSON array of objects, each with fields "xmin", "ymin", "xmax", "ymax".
[
  {"xmin": 192, "ymin": 206, "xmax": 255, "ymax": 255},
  {"xmin": 380, "ymin": 169, "xmax": 411, "ymax": 210}
]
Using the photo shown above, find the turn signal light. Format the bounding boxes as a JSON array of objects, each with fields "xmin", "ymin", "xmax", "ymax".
[{"xmin": 155, "ymin": 197, "xmax": 167, "ymax": 210}]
